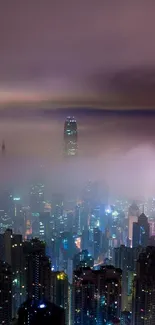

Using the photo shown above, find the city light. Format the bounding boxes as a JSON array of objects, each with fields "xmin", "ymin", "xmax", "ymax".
[
  {"xmin": 57, "ymin": 272, "xmax": 66, "ymax": 281},
  {"xmin": 38, "ymin": 303, "xmax": 46, "ymax": 309}
]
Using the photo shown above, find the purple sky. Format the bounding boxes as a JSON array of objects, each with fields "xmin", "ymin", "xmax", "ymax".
[
  {"xmin": 0, "ymin": 2, "xmax": 155, "ymax": 199},
  {"xmin": 1, "ymin": 0, "xmax": 155, "ymax": 108}
]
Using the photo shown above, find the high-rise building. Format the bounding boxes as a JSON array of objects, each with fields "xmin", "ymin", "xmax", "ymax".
[
  {"xmin": 39, "ymin": 212, "xmax": 51, "ymax": 242},
  {"xmin": 75, "ymin": 201, "xmax": 90, "ymax": 233},
  {"xmin": 74, "ymin": 204, "xmax": 82, "ymax": 235},
  {"xmin": 12, "ymin": 197, "xmax": 24, "ymax": 234},
  {"xmin": 59, "ymin": 232, "xmax": 77, "ymax": 272},
  {"xmin": 0, "ymin": 260, "xmax": 12, "ymax": 325},
  {"xmin": 51, "ymin": 194, "xmax": 64, "ymax": 233},
  {"xmin": 132, "ymin": 246, "xmax": 155, "ymax": 325},
  {"xmin": 3, "ymin": 229, "xmax": 26, "ymax": 317},
  {"xmin": 50, "ymin": 271, "xmax": 69, "ymax": 324},
  {"xmin": 23, "ymin": 238, "xmax": 51, "ymax": 302},
  {"xmin": 132, "ymin": 213, "xmax": 150, "ymax": 248},
  {"xmin": 30, "ymin": 184, "xmax": 45, "ymax": 214},
  {"xmin": 73, "ymin": 265, "xmax": 122, "ymax": 325},
  {"xmin": 18, "ymin": 300, "xmax": 65, "ymax": 325},
  {"xmin": 114, "ymin": 245, "xmax": 142, "ymax": 311},
  {"xmin": 22, "ymin": 207, "xmax": 32, "ymax": 239},
  {"xmin": 0, "ymin": 190, "xmax": 14, "ymax": 233},
  {"xmin": 128, "ymin": 202, "xmax": 139, "ymax": 247},
  {"xmin": 93, "ymin": 227, "xmax": 102, "ymax": 260},
  {"xmin": 64, "ymin": 117, "xmax": 78, "ymax": 156}
]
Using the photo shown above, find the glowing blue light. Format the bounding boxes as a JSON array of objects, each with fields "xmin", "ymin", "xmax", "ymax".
[
  {"xmin": 105, "ymin": 208, "xmax": 111, "ymax": 214},
  {"xmin": 38, "ymin": 304, "xmax": 46, "ymax": 309}
]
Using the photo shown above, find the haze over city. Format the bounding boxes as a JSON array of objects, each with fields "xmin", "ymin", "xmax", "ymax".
[
  {"xmin": 0, "ymin": 109, "xmax": 154, "ymax": 199},
  {"xmin": 0, "ymin": 1, "xmax": 155, "ymax": 199},
  {"xmin": 2, "ymin": 2, "xmax": 155, "ymax": 325}
]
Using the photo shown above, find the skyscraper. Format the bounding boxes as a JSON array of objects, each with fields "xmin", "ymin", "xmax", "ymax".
[
  {"xmin": 0, "ymin": 260, "xmax": 12, "ymax": 325},
  {"xmin": 29, "ymin": 184, "xmax": 45, "ymax": 214},
  {"xmin": 51, "ymin": 194, "xmax": 64, "ymax": 233},
  {"xmin": 23, "ymin": 238, "xmax": 51, "ymax": 302},
  {"xmin": 0, "ymin": 190, "xmax": 14, "ymax": 233},
  {"xmin": 128, "ymin": 202, "xmax": 139, "ymax": 247},
  {"xmin": 3, "ymin": 229, "xmax": 26, "ymax": 317},
  {"xmin": 132, "ymin": 246, "xmax": 155, "ymax": 325},
  {"xmin": 93, "ymin": 227, "xmax": 102, "ymax": 260},
  {"xmin": 132, "ymin": 213, "xmax": 150, "ymax": 248},
  {"xmin": 50, "ymin": 271, "xmax": 69, "ymax": 324},
  {"xmin": 64, "ymin": 117, "xmax": 78, "ymax": 156},
  {"xmin": 73, "ymin": 265, "xmax": 122, "ymax": 325},
  {"xmin": 39, "ymin": 212, "xmax": 51, "ymax": 242},
  {"xmin": 13, "ymin": 197, "xmax": 23, "ymax": 234},
  {"xmin": 114, "ymin": 245, "xmax": 142, "ymax": 312}
]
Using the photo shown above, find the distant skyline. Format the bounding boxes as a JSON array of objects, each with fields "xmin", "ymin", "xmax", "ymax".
[
  {"xmin": 1, "ymin": 1, "xmax": 155, "ymax": 108},
  {"xmin": 0, "ymin": 110, "xmax": 154, "ymax": 199}
]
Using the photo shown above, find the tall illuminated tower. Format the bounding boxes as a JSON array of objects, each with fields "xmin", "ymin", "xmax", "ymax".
[{"xmin": 64, "ymin": 117, "xmax": 78, "ymax": 156}]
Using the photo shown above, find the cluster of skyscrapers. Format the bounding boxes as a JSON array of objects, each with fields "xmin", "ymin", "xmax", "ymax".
[
  {"xmin": 0, "ymin": 178, "xmax": 155, "ymax": 324},
  {"xmin": 1, "ymin": 118, "xmax": 155, "ymax": 324}
]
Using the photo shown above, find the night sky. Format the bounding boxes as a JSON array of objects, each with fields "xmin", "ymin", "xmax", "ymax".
[
  {"xmin": 0, "ymin": 1, "xmax": 155, "ymax": 199},
  {"xmin": 1, "ymin": 0, "xmax": 155, "ymax": 108}
]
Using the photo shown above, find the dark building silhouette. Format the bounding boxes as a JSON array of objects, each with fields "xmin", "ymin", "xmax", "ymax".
[
  {"xmin": 0, "ymin": 229, "xmax": 26, "ymax": 317},
  {"xmin": 0, "ymin": 190, "xmax": 14, "ymax": 233},
  {"xmin": 73, "ymin": 265, "xmax": 122, "ymax": 325},
  {"xmin": 132, "ymin": 246, "xmax": 155, "ymax": 325},
  {"xmin": 133, "ymin": 213, "xmax": 150, "ymax": 247},
  {"xmin": 50, "ymin": 271, "xmax": 69, "ymax": 324},
  {"xmin": 64, "ymin": 117, "xmax": 77, "ymax": 156},
  {"xmin": 23, "ymin": 238, "xmax": 51, "ymax": 302},
  {"xmin": 18, "ymin": 300, "xmax": 65, "ymax": 325},
  {"xmin": 0, "ymin": 260, "xmax": 12, "ymax": 325},
  {"xmin": 93, "ymin": 227, "xmax": 102, "ymax": 260}
]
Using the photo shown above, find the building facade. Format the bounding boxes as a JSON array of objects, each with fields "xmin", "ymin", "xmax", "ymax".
[
  {"xmin": 64, "ymin": 117, "xmax": 78, "ymax": 156},
  {"xmin": 73, "ymin": 265, "xmax": 122, "ymax": 325},
  {"xmin": 0, "ymin": 260, "xmax": 12, "ymax": 325}
]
